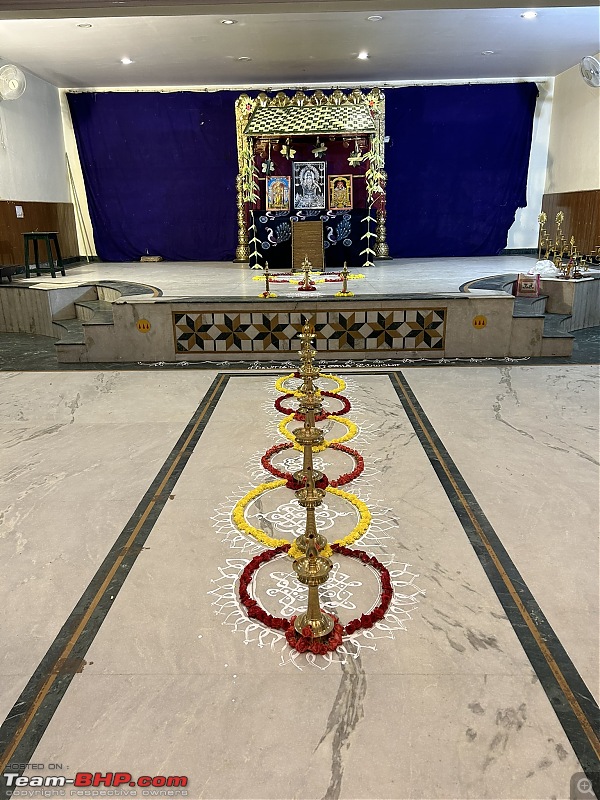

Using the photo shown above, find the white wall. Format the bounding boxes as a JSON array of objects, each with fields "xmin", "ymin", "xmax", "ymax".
[
  {"xmin": 0, "ymin": 60, "xmax": 69, "ymax": 202},
  {"xmin": 506, "ymin": 80, "xmax": 553, "ymax": 249},
  {"xmin": 545, "ymin": 56, "xmax": 600, "ymax": 194}
]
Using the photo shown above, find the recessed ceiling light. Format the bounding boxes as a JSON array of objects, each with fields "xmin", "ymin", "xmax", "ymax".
[
  {"xmin": 120, "ymin": 57, "xmax": 134, "ymax": 65},
  {"xmin": 77, "ymin": 23, "xmax": 92, "ymax": 28},
  {"xmin": 237, "ymin": 56, "xmax": 252, "ymax": 61},
  {"xmin": 367, "ymin": 15, "xmax": 383, "ymax": 21},
  {"xmin": 221, "ymin": 19, "xmax": 237, "ymax": 25},
  {"xmin": 357, "ymin": 51, "xmax": 369, "ymax": 60},
  {"xmin": 521, "ymin": 10, "xmax": 538, "ymax": 18},
  {"xmin": 481, "ymin": 50, "xmax": 495, "ymax": 55}
]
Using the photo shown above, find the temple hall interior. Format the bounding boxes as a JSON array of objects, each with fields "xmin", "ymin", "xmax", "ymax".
[{"xmin": 0, "ymin": 1, "xmax": 598, "ymax": 799}]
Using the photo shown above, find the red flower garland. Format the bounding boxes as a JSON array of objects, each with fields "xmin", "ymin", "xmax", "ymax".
[
  {"xmin": 274, "ymin": 392, "xmax": 351, "ymax": 420},
  {"xmin": 236, "ymin": 544, "xmax": 394, "ymax": 652},
  {"xmin": 285, "ymin": 616, "xmax": 344, "ymax": 654},
  {"xmin": 261, "ymin": 442, "xmax": 364, "ymax": 489}
]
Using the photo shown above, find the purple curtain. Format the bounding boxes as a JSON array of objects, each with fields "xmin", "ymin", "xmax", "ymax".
[
  {"xmin": 384, "ymin": 83, "xmax": 538, "ymax": 256},
  {"xmin": 68, "ymin": 83, "xmax": 538, "ymax": 262},
  {"xmin": 68, "ymin": 91, "xmax": 238, "ymax": 261}
]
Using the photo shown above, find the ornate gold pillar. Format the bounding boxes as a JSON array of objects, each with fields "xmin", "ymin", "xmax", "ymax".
[
  {"xmin": 234, "ymin": 174, "xmax": 249, "ymax": 263},
  {"xmin": 367, "ymin": 88, "xmax": 391, "ymax": 260},
  {"xmin": 234, "ymin": 93, "xmax": 259, "ymax": 264}
]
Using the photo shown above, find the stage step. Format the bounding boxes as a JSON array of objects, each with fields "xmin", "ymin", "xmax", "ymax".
[{"xmin": 74, "ymin": 298, "xmax": 114, "ymax": 323}]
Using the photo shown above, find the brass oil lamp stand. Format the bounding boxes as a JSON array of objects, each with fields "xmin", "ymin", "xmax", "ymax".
[
  {"xmin": 338, "ymin": 261, "xmax": 353, "ymax": 296},
  {"xmin": 299, "ymin": 256, "xmax": 316, "ymax": 291},
  {"xmin": 293, "ymin": 478, "xmax": 334, "ymax": 638},
  {"xmin": 293, "ymin": 321, "xmax": 324, "ymax": 485},
  {"xmin": 295, "ymin": 466, "xmax": 327, "ymax": 554}
]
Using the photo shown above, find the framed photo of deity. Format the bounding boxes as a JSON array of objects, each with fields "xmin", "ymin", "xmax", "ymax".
[
  {"xmin": 266, "ymin": 176, "xmax": 290, "ymax": 211},
  {"xmin": 293, "ymin": 161, "xmax": 326, "ymax": 210},
  {"xmin": 328, "ymin": 175, "xmax": 353, "ymax": 211}
]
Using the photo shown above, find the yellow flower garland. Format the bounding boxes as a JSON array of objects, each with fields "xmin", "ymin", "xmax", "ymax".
[
  {"xmin": 252, "ymin": 273, "xmax": 364, "ymax": 282},
  {"xmin": 231, "ymin": 480, "xmax": 289, "ymax": 549},
  {"xmin": 275, "ymin": 373, "xmax": 346, "ymax": 396},
  {"xmin": 231, "ymin": 481, "xmax": 372, "ymax": 559},
  {"xmin": 278, "ymin": 413, "xmax": 357, "ymax": 452}
]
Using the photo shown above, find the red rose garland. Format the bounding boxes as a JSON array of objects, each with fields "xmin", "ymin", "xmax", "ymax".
[
  {"xmin": 261, "ymin": 442, "xmax": 364, "ymax": 489},
  {"xmin": 237, "ymin": 544, "xmax": 394, "ymax": 653},
  {"xmin": 274, "ymin": 391, "xmax": 351, "ymax": 420}
]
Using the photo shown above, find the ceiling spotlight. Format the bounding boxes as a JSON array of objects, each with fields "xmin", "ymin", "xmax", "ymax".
[
  {"xmin": 521, "ymin": 10, "xmax": 538, "ymax": 18},
  {"xmin": 237, "ymin": 56, "xmax": 252, "ymax": 61},
  {"xmin": 357, "ymin": 51, "xmax": 369, "ymax": 60},
  {"xmin": 481, "ymin": 50, "xmax": 495, "ymax": 55},
  {"xmin": 221, "ymin": 19, "xmax": 237, "ymax": 25},
  {"xmin": 367, "ymin": 15, "xmax": 383, "ymax": 21},
  {"xmin": 120, "ymin": 57, "xmax": 134, "ymax": 64},
  {"xmin": 77, "ymin": 23, "xmax": 92, "ymax": 28}
]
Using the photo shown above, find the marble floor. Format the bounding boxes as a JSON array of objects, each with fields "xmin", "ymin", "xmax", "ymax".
[
  {"xmin": 0, "ymin": 365, "xmax": 598, "ymax": 800},
  {"xmin": 13, "ymin": 255, "xmax": 574, "ymax": 298}
]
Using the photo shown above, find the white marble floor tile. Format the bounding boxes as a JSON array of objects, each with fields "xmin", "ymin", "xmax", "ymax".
[
  {"xmin": 403, "ymin": 365, "xmax": 600, "ymax": 700},
  {"xmin": 14, "ymin": 372, "xmax": 592, "ymax": 800}
]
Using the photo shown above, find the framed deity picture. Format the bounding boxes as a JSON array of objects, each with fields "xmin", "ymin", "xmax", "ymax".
[
  {"xmin": 293, "ymin": 161, "xmax": 326, "ymax": 210},
  {"xmin": 266, "ymin": 176, "xmax": 290, "ymax": 211},
  {"xmin": 328, "ymin": 175, "xmax": 353, "ymax": 211}
]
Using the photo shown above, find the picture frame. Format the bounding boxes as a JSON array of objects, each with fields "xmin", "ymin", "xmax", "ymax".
[
  {"xmin": 293, "ymin": 161, "xmax": 326, "ymax": 210},
  {"xmin": 328, "ymin": 175, "xmax": 353, "ymax": 211},
  {"xmin": 515, "ymin": 273, "xmax": 540, "ymax": 297},
  {"xmin": 266, "ymin": 175, "xmax": 290, "ymax": 211}
]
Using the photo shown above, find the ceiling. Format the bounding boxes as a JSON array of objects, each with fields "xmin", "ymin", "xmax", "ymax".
[{"xmin": 0, "ymin": 1, "xmax": 598, "ymax": 88}]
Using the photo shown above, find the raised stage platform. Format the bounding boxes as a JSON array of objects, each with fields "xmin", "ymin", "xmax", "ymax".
[{"xmin": 1, "ymin": 256, "xmax": 598, "ymax": 363}]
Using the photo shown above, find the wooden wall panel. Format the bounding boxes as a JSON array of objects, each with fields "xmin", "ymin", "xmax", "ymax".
[
  {"xmin": 541, "ymin": 190, "xmax": 600, "ymax": 258},
  {"xmin": 0, "ymin": 201, "xmax": 79, "ymax": 266}
]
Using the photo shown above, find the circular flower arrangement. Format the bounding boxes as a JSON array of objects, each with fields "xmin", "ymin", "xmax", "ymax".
[
  {"xmin": 278, "ymin": 413, "xmax": 357, "ymax": 452},
  {"xmin": 275, "ymin": 373, "xmax": 346, "ymax": 396},
  {"xmin": 231, "ymin": 479, "xmax": 371, "ymax": 558},
  {"xmin": 261, "ymin": 442, "xmax": 364, "ymax": 489},
  {"xmin": 237, "ymin": 544, "xmax": 394, "ymax": 654},
  {"xmin": 274, "ymin": 391, "xmax": 351, "ymax": 420}
]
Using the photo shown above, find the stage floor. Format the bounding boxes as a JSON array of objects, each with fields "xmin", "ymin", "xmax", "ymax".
[{"xmin": 18, "ymin": 255, "xmax": 545, "ymax": 298}]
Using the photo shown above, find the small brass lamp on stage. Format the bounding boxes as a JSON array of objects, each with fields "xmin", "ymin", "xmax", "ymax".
[
  {"xmin": 260, "ymin": 261, "xmax": 276, "ymax": 298},
  {"xmin": 293, "ymin": 521, "xmax": 334, "ymax": 637},
  {"xmin": 298, "ymin": 255, "xmax": 317, "ymax": 292}
]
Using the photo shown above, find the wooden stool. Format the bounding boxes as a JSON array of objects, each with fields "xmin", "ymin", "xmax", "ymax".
[{"xmin": 24, "ymin": 232, "xmax": 65, "ymax": 279}]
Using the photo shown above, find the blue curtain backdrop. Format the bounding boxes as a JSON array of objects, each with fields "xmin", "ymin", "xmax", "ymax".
[
  {"xmin": 68, "ymin": 91, "xmax": 238, "ymax": 261},
  {"xmin": 384, "ymin": 83, "xmax": 538, "ymax": 257},
  {"xmin": 68, "ymin": 83, "xmax": 537, "ymax": 262}
]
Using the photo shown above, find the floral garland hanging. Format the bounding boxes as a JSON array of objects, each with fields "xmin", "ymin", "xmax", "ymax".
[
  {"xmin": 231, "ymin": 480, "xmax": 371, "ymax": 558},
  {"xmin": 274, "ymin": 391, "xmax": 351, "ymax": 420},
  {"xmin": 278, "ymin": 413, "xmax": 357, "ymax": 452},
  {"xmin": 261, "ymin": 442, "xmax": 364, "ymax": 489},
  {"xmin": 237, "ymin": 543, "xmax": 394, "ymax": 653}
]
